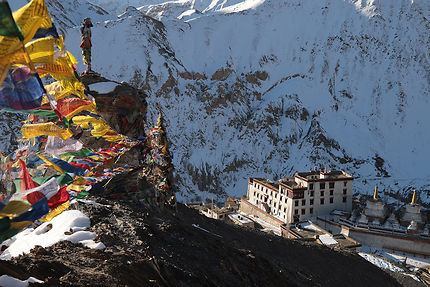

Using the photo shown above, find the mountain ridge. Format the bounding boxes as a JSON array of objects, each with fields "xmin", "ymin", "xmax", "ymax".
[{"xmin": 4, "ymin": 0, "xmax": 430, "ymax": 204}]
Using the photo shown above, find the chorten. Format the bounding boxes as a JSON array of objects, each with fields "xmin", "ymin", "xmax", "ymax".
[
  {"xmin": 358, "ymin": 185, "xmax": 387, "ymax": 225},
  {"xmin": 400, "ymin": 190, "xmax": 424, "ymax": 229}
]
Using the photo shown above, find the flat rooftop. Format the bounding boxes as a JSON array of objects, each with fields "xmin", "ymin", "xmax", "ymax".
[
  {"xmin": 253, "ymin": 177, "xmax": 279, "ymax": 190},
  {"xmin": 296, "ymin": 170, "xmax": 352, "ymax": 180},
  {"xmin": 279, "ymin": 177, "xmax": 305, "ymax": 189}
]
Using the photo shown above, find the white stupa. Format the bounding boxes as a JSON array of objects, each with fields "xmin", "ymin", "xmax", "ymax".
[
  {"xmin": 401, "ymin": 190, "xmax": 424, "ymax": 229},
  {"xmin": 360, "ymin": 185, "xmax": 387, "ymax": 225}
]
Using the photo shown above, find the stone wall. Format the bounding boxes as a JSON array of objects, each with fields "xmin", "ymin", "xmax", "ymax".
[
  {"xmin": 317, "ymin": 217, "xmax": 430, "ymax": 256},
  {"xmin": 240, "ymin": 198, "xmax": 284, "ymax": 228}
]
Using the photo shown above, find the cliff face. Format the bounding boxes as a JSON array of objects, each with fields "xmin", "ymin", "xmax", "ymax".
[{"xmin": 4, "ymin": 0, "xmax": 430, "ymax": 204}]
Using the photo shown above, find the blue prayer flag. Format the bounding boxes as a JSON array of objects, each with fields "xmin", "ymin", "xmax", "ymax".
[{"xmin": 0, "ymin": 67, "xmax": 43, "ymax": 110}]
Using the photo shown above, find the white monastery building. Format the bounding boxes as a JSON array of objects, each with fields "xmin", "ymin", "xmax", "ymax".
[{"xmin": 246, "ymin": 169, "xmax": 354, "ymax": 223}]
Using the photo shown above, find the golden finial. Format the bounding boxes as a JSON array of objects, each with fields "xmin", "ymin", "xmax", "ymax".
[
  {"xmin": 373, "ymin": 184, "xmax": 378, "ymax": 200},
  {"xmin": 411, "ymin": 190, "xmax": 417, "ymax": 205}
]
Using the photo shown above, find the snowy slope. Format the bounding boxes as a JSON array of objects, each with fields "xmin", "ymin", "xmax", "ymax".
[
  {"xmin": 5, "ymin": 0, "xmax": 430, "ymax": 204},
  {"xmin": 9, "ymin": 0, "xmax": 111, "ymax": 29}
]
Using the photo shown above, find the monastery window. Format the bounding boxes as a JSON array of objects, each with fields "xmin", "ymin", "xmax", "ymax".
[
  {"xmin": 295, "ymin": 201, "xmax": 299, "ymax": 207},
  {"xmin": 275, "ymin": 193, "xmax": 277, "ymax": 199},
  {"xmin": 329, "ymin": 182, "xmax": 335, "ymax": 189},
  {"xmin": 301, "ymin": 209, "xmax": 305, "ymax": 215},
  {"xmin": 343, "ymin": 196, "xmax": 347, "ymax": 203},
  {"xmin": 309, "ymin": 183, "xmax": 314, "ymax": 190},
  {"xmin": 280, "ymin": 196, "xmax": 283, "ymax": 201},
  {"xmin": 279, "ymin": 204, "xmax": 282, "ymax": 210},
  {"xmin": 320, "ymin": 190, "xmax": 324, "ymax": 197},
  {"xmin": 343, "ymin": 189, "xmax": 347, "ymax": 195},
  {"xmin": 274, "ymin": 202, "xmax": 276, "ymax": 208},
  {"xmin": 344, "ymin": 181, "xmax": 347, "ymax": 187},
  {"xmin": 330, "ymin": 190, "xmax": 333, "ymax": 196},
  {"xmin": 330, "ymin": 197, "xmax": 333, "ymax": 204},
  {"xmin": 320, "ymin": 198, "xmax": 325, "ymax": 205},
  {"xmin": 320, "ymin": 182, "xmax": 325, "ymax": 189},
  {"xmin": 302, "ymin": 199, "xmax": 306, "ymax": 206},
  {"xmin": 310, "ymin": 191, "xmax": 314, "ymax": 197},
  {"xmin": 264, "ymin": 197, "xmax": 267, "ymax": 203},
  {"xmin": 269, "ymin": 200, "xmax": 272, "ymax": 204},
  {"xmin": 253, "ymin": 192, "xmax": 256, "ymax": 197},
  {"xmin": 310, "ymin": 199, "xmax": 314, "ymax": 205},
  {"xmin": 254, "ymin": 183, "xmax": 257, "ymax": 188},
  {"xmin": 284, "ymin": 207, "xmax": 286, "ymax": 212},
  {"xmin": 294, "ymin": 209, "xmax": 299, "ymax": 215},
  {"xmin": 310, "ymin": 208, "xmax": 313, "ymax": 214}
]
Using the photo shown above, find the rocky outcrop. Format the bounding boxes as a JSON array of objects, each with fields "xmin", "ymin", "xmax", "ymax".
[
  {"xmin": 82, "ymin": 74, "xmax": 147, "ymax": 140},
  {"xmin": 211, "ymin": 68, "xmax": 233, "ymax": 81}
]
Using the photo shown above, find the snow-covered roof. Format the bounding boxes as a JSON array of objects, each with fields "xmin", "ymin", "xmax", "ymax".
[
  {"xmin": 229, "ymin": 213, "xmax": 253, "ymax": 224},
  {"xmin": 319, "ymin": 234, "xmax": 338, "ymax": 246}
]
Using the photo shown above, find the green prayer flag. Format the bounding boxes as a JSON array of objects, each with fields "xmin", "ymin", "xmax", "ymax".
[
  {"xmin": 0, "ymin": 2, "xmax": 23, "ymax": 40},
  {"xmin": 0, "ymin": 228, "xmax": 20, "ymax": 243},
  {"xmin": 32, "ymin": 173, "xmax": 74, "ymax": 186},
  {"xmin": 75, "ymin": 191, "xmax": 89, "ymax": 199},
  {"xmin": 60, "ymin": 148, "xmax": 92, "ymax": 160},
  {"xmin": 0, "ymin": 217, "xmax": 11, "ymax": 233},
  {"xmin": 56, "ymin": 173, "xmax": 73, "ymax": 186},
  {"xmin": 3, "ymin": 108, "xmax": 59, "ymax": 120}
]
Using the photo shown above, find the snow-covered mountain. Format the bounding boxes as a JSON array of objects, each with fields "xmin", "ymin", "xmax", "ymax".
[{"xmin": 6, "ymin": 0, "xmax": 430, "ymax": 204}]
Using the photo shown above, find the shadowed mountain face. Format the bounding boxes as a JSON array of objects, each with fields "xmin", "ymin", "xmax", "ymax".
[{"xmin": 0, "ymin": 199, "xmax": 413, "ymax": 287}]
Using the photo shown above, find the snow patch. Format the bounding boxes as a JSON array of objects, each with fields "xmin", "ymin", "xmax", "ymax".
[
  {"xmin": 359, "ymin": 253, "xmax": 403, "ymax": 272},
  {"xmin": 300, "ymin": 222, "xmax": 321, "ymax": 232},
  {"xmin": 0, "ymin": 275, "xmax": 43, "ymax": 287},
  {"xmin": 88, "ymin": 81, "xmax": 118, "ymax": 94},
  {"xmin": 0, "ymin": 210, "xmax": 105, "ymax": 260}
]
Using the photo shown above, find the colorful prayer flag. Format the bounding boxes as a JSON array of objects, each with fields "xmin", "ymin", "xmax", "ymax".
[
  {"xmin": 21, "ymin": 122, "xmax": 73, "ymax": 141},
  {"xmin": 0, "ymin": 66, "xmax": 43, "ymax": 110},
  {"xmin": 45, "ymin": 136, "xmax": 83, "ymax": 157}
]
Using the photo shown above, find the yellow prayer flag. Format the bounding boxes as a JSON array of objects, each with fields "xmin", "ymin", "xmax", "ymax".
[
  {"xmin": 64, "ymin": 102, "xmax": 96, "ymax": 121},
  {"xmin": 72, "ymin": 115, "xmax": 112, "ymax": 137},
  {"xmin": 24, "ymin": 36, "xmax": 56, "ymax": 65},
  {"xmin": 36, "ymin": 154, "xmax": 65, "ymax": 174},
  {"xmin": 10, "ymin": 221, "xmax": 33, "ymax": 230},
  {"xmin": 0, "ymin": 200, "xmax": 31, "ymax": 219},
  {"xmin": 72, "ymin": 176, "xmax": 87, "ymax": 185},
  {"xmin": 0, "ymin": 0, "xmax": 51, "ymax": 57},
  {"xmin": 0, "ymin": 50, "xmax": 27, "ymax": 83},
  {"xmin": 42, "ymin": 81, "xmax": 72, "ymax": 104},
  {"xmin": 22, "ymin": 122, "xmax": 73, "ymax": 141},
  {"xmin": 103, "ymin": 134, "xmax": 124, "ymax": 142},
  {"xmin": 40, "ymin": 200, "xmax": 70, "ymax": 222}
]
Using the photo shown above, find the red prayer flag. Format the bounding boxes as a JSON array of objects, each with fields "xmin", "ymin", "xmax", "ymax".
[
  {"xmin": 47, "ymin": 185, "xmax": 69, "ymax": 209},
  {"xmin": 18, "ymin": 158, "xmax": 39, "ymax": 191}
]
